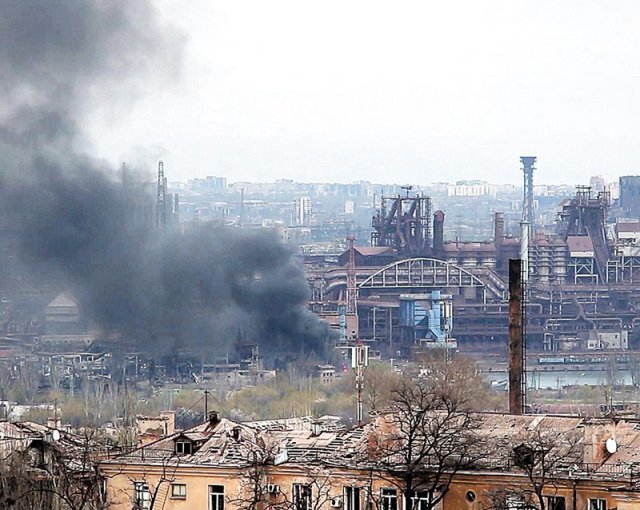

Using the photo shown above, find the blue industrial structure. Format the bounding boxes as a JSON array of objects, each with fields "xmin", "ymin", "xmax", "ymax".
[{"xmin": 399, "ymin": 291, "xmax": 453, "ymax": 345}]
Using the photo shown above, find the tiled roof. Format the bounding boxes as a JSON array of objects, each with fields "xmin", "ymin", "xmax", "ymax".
[
  {"xmin": 353, "ymin": 247, "xmax": 395, "ymax": 256},
  {"xmin": 102, "ymin": 412, "xmax": 640, "ymax": 481},
  {"xmin": 0, "ymin": 420, "xmax": 107, "ymax": 471},
  {"xmin": 617, "ymin": 222, "xmax": 640, "ymax": 233},
  {"xmin": 567, "ymin": 235, "xmax": 594, "ymax": 253}
]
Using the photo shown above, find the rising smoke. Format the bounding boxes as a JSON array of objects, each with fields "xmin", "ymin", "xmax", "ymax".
[{"xmin": 0, "ymin": 1, "xmax": 332, "ymax": 358}]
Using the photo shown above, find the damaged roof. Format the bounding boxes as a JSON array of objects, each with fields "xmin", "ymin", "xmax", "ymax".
[{"xmin": 102, "ymin": 412, "xmax": 640, "ymax": 481}]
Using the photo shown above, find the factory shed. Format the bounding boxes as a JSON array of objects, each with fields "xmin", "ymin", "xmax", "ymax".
[
  {"xmin": 567, "ymin": 235, "xmax": 595, "ymax": 257},
  {"xmin": 45, "ymin": 292, "xmax": 81, "ymax": 335},
  {"xmin": 338, "ymin": 246, "xmax": 396, "ymax": 266}
]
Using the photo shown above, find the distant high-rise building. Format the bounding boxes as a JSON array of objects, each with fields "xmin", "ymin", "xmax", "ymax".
[
  {"xmin": 296, "ymin": 196, "xmax": 312, "ymax": 225},
  {"xmin": 344, "ymin": 200, "xmax": 355, "ymax": 215},
  {"xmin": 191, "ymin": 176, "xmax": 227, "ymax": 192},
  {"xmin": 620, "ymin": 176, "xmax": 640, "ymax": 217},
  {"xmin": 590, "ymin": 175, "xmax": 606, "ymax": 192}
]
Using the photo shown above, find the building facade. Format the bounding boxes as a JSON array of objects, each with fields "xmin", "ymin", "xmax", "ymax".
[{"xmin": 101, "ymin": 412, "xmax": 640, "ymax": 510}]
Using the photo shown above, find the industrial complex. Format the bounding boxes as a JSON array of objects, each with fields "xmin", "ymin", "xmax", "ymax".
[
  {"xmin": 307, "ymin": 159, "xmax": 640, "ymax": 375},
  {"xmin": 2, "ymin": 159, "xmax": 640, "ymax": 393}
]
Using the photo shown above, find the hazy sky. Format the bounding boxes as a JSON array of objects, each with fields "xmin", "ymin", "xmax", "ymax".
[{"xmin": 85, "ymin": 0, "xmax": 640, "ymax": 185}]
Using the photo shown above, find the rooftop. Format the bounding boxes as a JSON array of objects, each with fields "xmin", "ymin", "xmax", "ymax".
[{"xmin": 102, "ymin": 412, "xmax": 640, "ymax": 481}]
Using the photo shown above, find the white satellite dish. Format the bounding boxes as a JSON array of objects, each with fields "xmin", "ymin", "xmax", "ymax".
[
  {"xmin": 606, "ymin": 437, "xmax": 617, "ymax": 454},
  {"xmin": 273, "ymin": 450, "xmax": 288, "ymax": 466},
  {"xmin": 51, "ymin": 429, "xmax": 61, "ymax": 442}
]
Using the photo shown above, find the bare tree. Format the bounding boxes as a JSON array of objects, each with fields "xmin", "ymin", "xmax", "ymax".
[
  {"xmin": 364, "ymin": 363, "xmax": 402, "ymax": 415},
  {"xmin": 229, "ymin": 438, "xmax": 338, "ymax": 510},
  {"xmin": 16, "ymin": 359, "xmax": 41, "ymax": 404},
  {"xmin": 488, "ymin": 428, "xmax": 583, "ymax": 510},
  {"xmin": 0, "ymin": 428, "xmax": 111, "ymax": 509},
  {"xmin": 228, "ymin": 444, "xmax": 273, "ymax": 510},
  {"xmin": 628, "ymin": 355, "xmax": 640, "ymax": 388},
  {"xmin": 49, "ymin": 361, "xmax": 63, "ymax": 398},
  {"xmin": 414, "ymin": 350, "xmax": 497, "ymax": 410},
  {"xmin": 367, "ymin": 379, "xmax": 482, "ymax": 510},
  {"xmin": 494, "ymin": 427, "xmax": 583, "ymax": 510},
  {"xmin": 125, "ymin": 454, "xmax": 181, "ymax": 510}
]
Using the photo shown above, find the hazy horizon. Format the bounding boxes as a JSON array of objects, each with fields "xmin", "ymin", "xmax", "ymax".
[{"xmin": 82, "ymin": 0, "xmax": 640, "ymax": 186}]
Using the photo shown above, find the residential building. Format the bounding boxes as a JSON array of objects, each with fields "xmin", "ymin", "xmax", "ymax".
[
  {"xmin": 101, "ymin": 412, "xmax": 640, "ymax": 510},
  {"xmin": 0, "ymin": 420, "xmax": 108, "ymax": 509}
]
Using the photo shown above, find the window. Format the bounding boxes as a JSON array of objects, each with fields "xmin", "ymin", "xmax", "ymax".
[
  {"xmin": 344, "ymin": 486, "xmax": 361, "ymax": 510},
  {"xmin": 513, "ymin": 444, "xmax": 536, "ymax": 469},
  {"xmin": 381, "ymin": 488, "xmax": 397, "ymax": 510},
  {"xmin": 546, "ymin": 496, "xmax": 565, "ymax": 510},
  {"xmin": 293, "ymin": 484, "xmax": 312, "ymax": 510},
  {"xmin": 588, "ymin": 500, "xmax": 606, "ymax": 510},
  {"xmin": 175, "ymin": 440, "xmax": 192, "ymax": 455},
  {"xmin": 134, "ymin": 482, "xmax": 151, "ymax": 510},
  {"xmin": 171, "ymin": 483, "xmax": 187, "ymax": 499},
  {"xmin": 410, "ymin": 491, "xmax": 431, "ymax": 510},
  {"xmin": 505, "ymin": 494, "xmax": 524, "ymax": 510},
  {"xmin": 209, "ymin": 485, "xmax": 225, "ymax": 510}
]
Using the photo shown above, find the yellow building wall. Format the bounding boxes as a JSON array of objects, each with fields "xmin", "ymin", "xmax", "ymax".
[
  {"xmin": 104, "ymin": 464, "xmax": 244, "ymax": 510},
  {"xmin": 103, "ymin": 463, "xmax": 423, "ymax": 510},
  {"xmin": 103, "ymin": 461, "xmax": 640, "ymax": 510}
]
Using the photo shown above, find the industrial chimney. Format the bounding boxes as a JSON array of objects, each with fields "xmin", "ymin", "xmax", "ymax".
[
  {"xmin": 433, "ymin": 210, "xmax": 445, "ymax": 257},
  {"xmin": 494, "ymin": 212, "xmax": 505, "ymax": 248},
  {"xmin": 508, "ymin": 258, "xmax": 524, "ymax": 415}
]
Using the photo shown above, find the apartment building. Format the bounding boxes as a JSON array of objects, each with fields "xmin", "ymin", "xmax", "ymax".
[{"xmin": 100, "ymin": 412, "xmax": 640, "ymax": 510}]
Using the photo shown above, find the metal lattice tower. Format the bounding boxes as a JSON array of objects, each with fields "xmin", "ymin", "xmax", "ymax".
[
  {"xmin": 520, "ymin": 156, "xmax": 536, "ymax": 226},
  {"xmin": 156, "ymin": 161, "xmax": 167, "ymax": 229},
  {"xmin": 520, "ymin": 157, "xmax": 536, "ymax": 286}
]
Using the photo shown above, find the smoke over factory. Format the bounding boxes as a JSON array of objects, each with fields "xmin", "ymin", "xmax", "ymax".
[{"xmin": 0, "ymin": 0, "xmax": 332, "ymax": 358}]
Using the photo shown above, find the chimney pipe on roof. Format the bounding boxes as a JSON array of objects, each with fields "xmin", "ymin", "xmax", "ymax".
[
  {"xmin": 208, "ymin": 411, "xmax": 220, "ymax": 425},
  {"xmin": 311, "ymin": 421, "xmax": 322, "ymax": 436}
]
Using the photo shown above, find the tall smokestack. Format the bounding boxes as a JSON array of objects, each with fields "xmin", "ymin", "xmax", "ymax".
[
  {"xmin": 494, "ymin": 212, "xmax": 505, "ymax": 248},
  {"xmin": 508, "ymin": 258, "xmax": 524, "ymax": 415},
  {"xmin": 173, "ymin": 193, "xmax": 180, "ymax": 224},
  {"xmin": 433, "ymin": 210, "xmax": 445, "ymax": 258}
]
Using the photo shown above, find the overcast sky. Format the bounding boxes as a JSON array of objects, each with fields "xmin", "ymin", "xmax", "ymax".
[{"xmin": 85, "ymin": 0, "xmax": 640, "ymax": 185}]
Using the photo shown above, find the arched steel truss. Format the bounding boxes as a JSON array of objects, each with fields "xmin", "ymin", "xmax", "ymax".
[{"xmin": 358, "ymin": 258, "xmax": 487, "ymax": 292}]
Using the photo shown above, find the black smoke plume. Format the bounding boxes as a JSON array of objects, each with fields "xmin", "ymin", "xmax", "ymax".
[{"xmin": 0, "ymin": 1, "xmax": 332, "ymax": 357}]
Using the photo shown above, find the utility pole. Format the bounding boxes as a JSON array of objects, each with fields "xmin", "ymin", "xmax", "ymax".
[
  {"xmin": 440, "ymin": 298, "xmax": 453, "ymax": 363},
  {"xmin": 352, "ymin": 344, "xmax": 369, "ymax": 426},
  {"xmin": 204, "ymin": 390, "xmax": 210, "ymax": 421}
]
